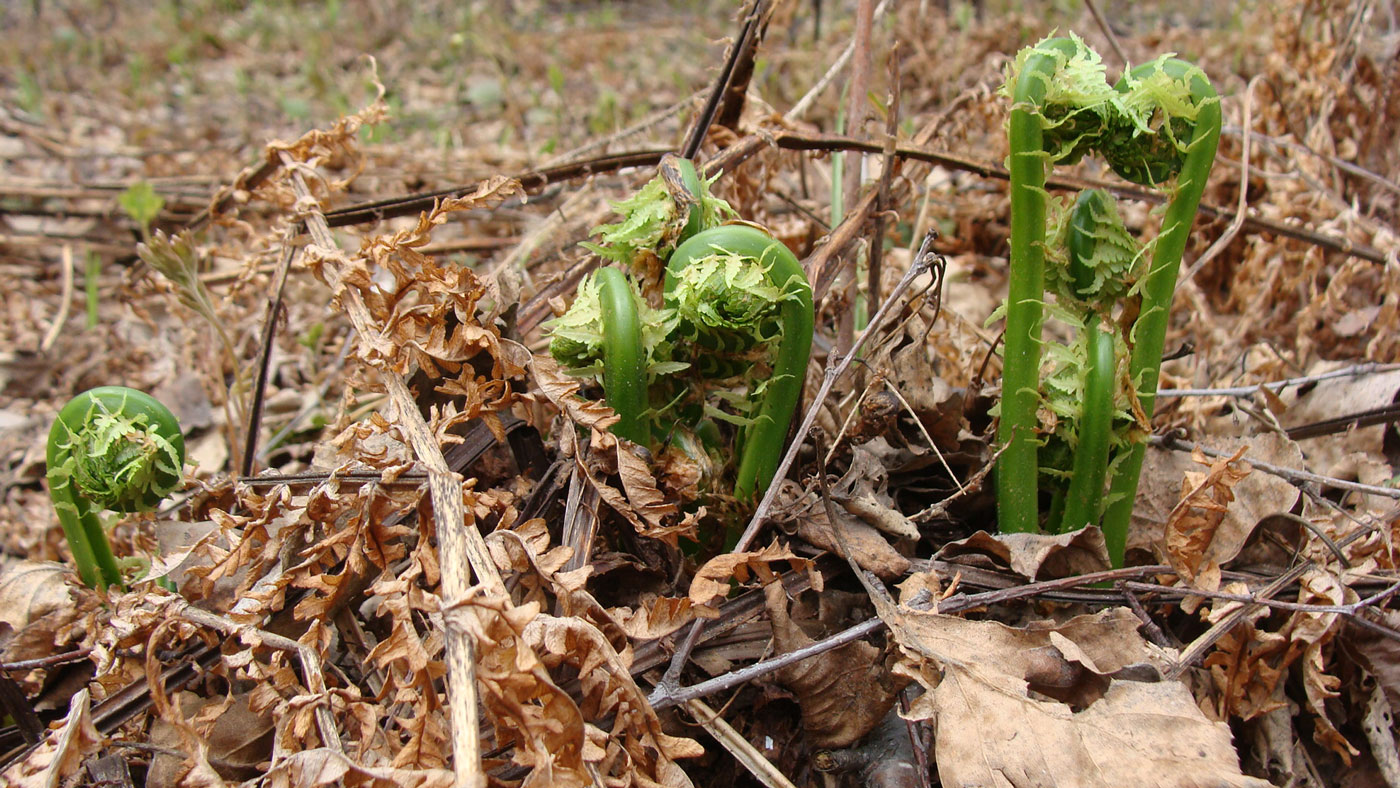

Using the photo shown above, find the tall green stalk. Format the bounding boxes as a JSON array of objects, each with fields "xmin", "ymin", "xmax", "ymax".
[
  {"xmin": 995, "ymin": 35, "xmax": 1221, "ymax": 565},
  {"xmin": 997, "ymin": 37, "xmax": 1079, "ymax": 535},
  {"xmin": 1100, "ymin": 60, "xmax": 1221, "ymax": 565}
]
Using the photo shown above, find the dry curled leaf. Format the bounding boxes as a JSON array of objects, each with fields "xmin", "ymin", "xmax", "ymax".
[
  {"xmin": 773, "ymin": 480, "xmax": 910, "ymax": 579},
  {"xmin": 1164, "ymin": 447, "xmax": 1253, "ymax": 589},
  {"xmin": 934, "ymin": 527, "xmax": 1110, "ymax": 580},
  {"xmin": 880, "ymin": 604, "xmax": 1268, "ymax": 788},
  {"xmin": 689, "ymin": 540, "xmax": 818, "ymax": 610},
  {"xmin": 765, "ymin": 582, "xmax": 905, "ymax": 749}
]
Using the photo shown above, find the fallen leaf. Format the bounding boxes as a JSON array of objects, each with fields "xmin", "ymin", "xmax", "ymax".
[
  {"xmin": 773, "ymin": 481, "xmax": 910, "ymax": 579},
  {"xmin": 0, "ymin": 560, "xmax": 73, "ymax": 646},
  {"xmin": 880, "ymin": 605, "xmax": 1269, "ymax": 788},
  {"xmin": 689, "ymin": 541, "xmax": 817, "ymax": 609},
  {"xmin": 0, "ymin": 688, "xmax": 104, "ymax": 788},
  {"xmin": 1164, "ymin": 447, "xmax": 1254, "ymax": 588},
  {"xmin": 1131, "ymin": 434, "xmax": 1302, "ymax": 575},
  {"xmin": 765, "ymin": 582, "xmax": 905, "ymax": 749},
  {"xmin": 934, "ymin": 527, "xmax": 1110, "ymax": 580}
]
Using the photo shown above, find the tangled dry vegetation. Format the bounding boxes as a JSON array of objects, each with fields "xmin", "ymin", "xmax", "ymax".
[{"xmin": 2, "ymin": 1, "xmax": 1399, "ymax": 786}]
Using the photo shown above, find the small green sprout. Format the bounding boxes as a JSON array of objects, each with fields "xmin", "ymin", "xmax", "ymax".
[
  {"xmin": 46, "ymin": 386, "xmax": 185, "ymax": 589},
  {"xmin": 118, "ymin": 181, "xmax": 165, "ymax": 239}
]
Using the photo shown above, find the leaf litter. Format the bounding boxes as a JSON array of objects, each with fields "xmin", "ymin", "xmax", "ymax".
[{"xmin": 1, "ymin": 1, "xmax": 1399, "ymax": 786}]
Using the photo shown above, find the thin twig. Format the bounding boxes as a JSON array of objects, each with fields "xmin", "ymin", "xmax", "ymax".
[
  {"xmin": 1184, "ymin": 76, "xmax": 1260, "ymax": 284},
  {"xmin": 1151, "ymin": 433, "xmax": 1400, "ymax": 500},
  {"xmin": 785, "ymin": 0, "xmax": 894, "ymax": 121},
  {"xmin": 241, "ymin": 241, "xmax": 297, "ymax": 477},
  {"xmin": 0, "ymin": 648, "xmax": 92, "ymax": 672},
  {"xmin": 1083, "ymin": 0, "xmax": 1129, "ymax": 67},
  {"xmin": 1156, "ymin": 362, "xmax": 1400, "ymax": 398},
  {"xmin": 40, "ymin": 244, "xmax": 74, "ymax": 352}
]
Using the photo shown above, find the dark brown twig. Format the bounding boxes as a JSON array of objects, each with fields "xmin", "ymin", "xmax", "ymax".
[
  {"xmin": 682, "ymin": 0, "xmax": 768, "ymax": 159},
  {"xmin": 240, "ymin": 242, "xmax": 297, "ymax": 477}
]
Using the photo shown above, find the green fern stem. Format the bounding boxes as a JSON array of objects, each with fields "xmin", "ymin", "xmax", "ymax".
[
  {"xmin": 666, "ymin": 225, "xmax": 814, "ymax": 501},
  {"xmin": 596, "ymin": 267, "xmax": 651, "ymax": 446},
  {"xmin": 1057, "ymin": 315, "xmax": 1116, "ymax": 534},
  {"xmin": 997, "ymin": 37, "xmax": 1080, "ymax": 535},
  {"xmin": 1101, "ymin": 60, "xmax": 1221, "ymax": 565},
  {"xmin": 46, "ymin": 386, "xmax": 185, "ymax": 589}
]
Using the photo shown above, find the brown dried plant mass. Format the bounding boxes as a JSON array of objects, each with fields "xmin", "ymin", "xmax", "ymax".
[{"xmin": 2, "ymin": 1, "xmax": 1399, "ymax": 787}]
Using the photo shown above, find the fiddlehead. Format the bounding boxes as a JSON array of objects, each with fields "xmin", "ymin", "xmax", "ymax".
[
  {"xmin": 46, "ymin": 386, "xmax": 185, "ymax": 589},
  {"xmin": 666, "ymin": 225, "xmax": 813, "ymax": 501}
]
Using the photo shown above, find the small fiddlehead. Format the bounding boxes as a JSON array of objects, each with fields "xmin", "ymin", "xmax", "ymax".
[
  {"xmin": 666, "ymin": 225, "xmax": 813, "ymax": 501},
  {"xmin": 46, "ymin": 386, "xmax": 185, "ymax": 589}
]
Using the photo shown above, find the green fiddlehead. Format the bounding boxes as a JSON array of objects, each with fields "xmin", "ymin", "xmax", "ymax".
[
  {"xmin": 46, "ymin": 386, "xmax": 185, "ymax": 589},
  {"xmin": 997, "ymin": 34, "xmax": 1220, "ymax": 565},
  {"xmin": 1101, "ymin": 58, "xmax": 1221, "ymax": 565},
  {"xmin": 666, "ymin": 225, "xmax": 813, "ymax": 501}
]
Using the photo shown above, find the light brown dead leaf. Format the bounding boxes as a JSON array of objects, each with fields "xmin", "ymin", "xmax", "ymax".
[
  {"xmin": 1131, "ymin": 435, "xmax": 1302, "ymax": 573},
  {"xmin": 609, "ymin": 595, "xmax": 717, "ymax": 641},
  {"xmin": 772, "ymin": 480, "xmax": 910, "ymax": 579},
  {"xmin": 832, "ymin": 441, "xmax": 918, "ymax": 540},
  {"xmin": 689, "ymin": 541, "xmax": 818, "ymax": 610},
  {"xmin": 934, "ymin": 527, "xmax": 1110, "ymax": 580},
  {"xmin": 263, "ymin": 747, "xmax": 455, "ymax": 788},
  {"xmin": 0, "ymin": 560, "xmax": 74, "ymax": 655},
  {"xmin": 1, "ymin": 688, "xmax": 103, "ymax": 788},
  {"xmin": 1165, "ymin": 447, "xmax": 1254, "ymax": 588},
  {"xmin": 765, "ymin": 582, "xmax": 905, "ymax": 749},
  {"xmin": 881, "ymin": 605, "xmax": 1269, "ymax": 788}
]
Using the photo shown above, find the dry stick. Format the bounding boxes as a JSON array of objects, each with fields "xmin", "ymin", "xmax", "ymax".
[
  {"xmin": 1149, "ymin": 433, "xmax": 1400, "ymax": 500},
  {"xmin": 174, "ymin": 602, "xmax": 340, "ymax": 752},
  {"xmin": 1082, "ymin": 0, "xmax": 1129, "ymax": 67},
  {"xmin": 650, "ymin": 232, "xmax": 941, "ymax": 707},
  {"xmin": 241, "ymin": 241, "xmax": 297, "ymax": 477},
  {"xmin": 656, "ymin": 563, "xmax": 1172, "ymax": 709},
  {"xmin": 863, "ymin": 43, "xmax": 904, "ymax": 381},
  {"xmin": 1120, "ymin": 578, "xmax": 1400, "ymax": 617},
  {"xmin": 279, "ymin": 152, "xmax": 501, "ymax": 788},
  {"xmin": 786, "ymin": 0, "xmax": 895, "ymax": 121},
  {"xmin": 680, "ymin": 0, "xmax": 766, "ymax": 160},
  {"xmin": 1184, "ymin": 76, "xmax": 1260, "ymax": 285},
  {"xmin": 39, "ymin": 244, "xmax": 73, "ymax": 352},
  {"xmin": 320, "ymin": 149, "xmax": 669, "ymax": 228},
  {"xmin": 0, "ymin": 648, "xmax": 92, "ymax": 672},
  {"xmin": 1156, "ymin": 362, "xmax": 1400, "ymax": 398},
  {"xmin": 713, "ymin": 0, "xmax": 771, "ymax": 133},
  {"xmin": 836, "ymin": 0, "xmax": 876, "ymax": 357},
  {"xmin": 683, "ymin": 698, "xmax": 799, "ymax": 788}
]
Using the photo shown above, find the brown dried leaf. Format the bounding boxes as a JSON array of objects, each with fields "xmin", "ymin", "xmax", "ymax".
[
  {"xmin": 1131, "ymin": 436, "xmax": 1302, "ymax": 570},
  {"xmin": 882, "ymin": 605, "xmax": 1268, "ymax": 788},
  {"xmin": 689, "ymin": 541, "xmax": 816, "ymax": 609},
  {"xmin": 934, "ymin": 528, "xmax": 1110, "ymax": 580},
  {"xmin": 263, "ymin": 748, "xmax": 454, "ymax": 788},
  {"xmin": 609, "ymin": 595, "xmax": 716, "ymax": 641},
  {"xmin": 1, "ymin": 688, "xmax": 103, "ymax": 788},
  {"xmin": 1164, "ymin": 447, "xmax": 1253, "ymax": 588},
  {"xmin": 773, "ymin": 481, "xmax": 910, "ymax": 579},
  {"xmin": 0, "ymin": 560, "xmax": 74, "ymax": 655},
  {"xmin": 529, "ymin": 354, "xmax": 620, "ymax": 432},
  {"xmin": 765, "ymin": 582, "xmax": 904, "ymax": 748}
]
